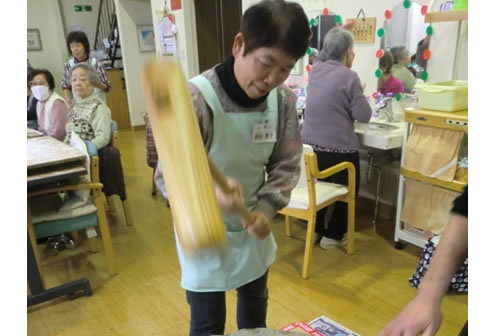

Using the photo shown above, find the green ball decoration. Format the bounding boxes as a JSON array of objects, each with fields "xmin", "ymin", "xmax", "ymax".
[
  {"xmin": 306, "ymin": 47, "xmax": 312, "ymax": 55},
  {"xmin": 335, "ymin": 15, "xmax": 342, "ymax": 24},
  {"xmin": 421, "ymin": 71, "xmax": 428, "ymax": 81},
  {"xmin": 375, "ymin": 69, "xmax": 383, "ymax": 78},
  {"xmin": 309, "ymin": 18, "xmax": 317, "ymax": 26},
  {"xmin": 377, "ymin": 28, "xmax": 385, "ymax": 37},
  {"xmin": 395, "ymin": 93, "xmax": 402, "ymax": 101},
  {"xmin": 426, "ymin": 25, "xmax": 433, "ymax": 36},
  {"xmin": 403, "ymin": 0, "xmax": 411, "ymax": 8}
]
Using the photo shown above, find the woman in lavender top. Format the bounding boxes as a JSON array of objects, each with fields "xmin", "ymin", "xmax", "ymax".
[{"xmin": 302, "ymin": 27, "xmax": 372, "ymax": 249}]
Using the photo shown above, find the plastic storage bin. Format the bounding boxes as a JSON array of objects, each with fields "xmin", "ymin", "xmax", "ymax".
[{"xmin": 415, "ymin": 80, "xmax": 468, "ymax": 112}]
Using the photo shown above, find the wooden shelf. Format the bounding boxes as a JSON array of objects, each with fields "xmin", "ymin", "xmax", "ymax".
[
  {"xmin": 425, "ymin": 9, "xmax": 468, "ymax": 23},
  {"xmin": 400, "ymin": 167, "xmax": 466, "ymax": 193},
  {"xmin": 404, "ymin": 108, "xmax": 468, "ymax": 132}
]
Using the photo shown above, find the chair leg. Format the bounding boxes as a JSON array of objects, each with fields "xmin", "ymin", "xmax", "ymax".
[
  {"xmin": 106, "ymin": 195, "xmax": 116, "ymax": 213},
  {"xmin": 122, "ymin": 199, "xmax": 133, "ymax": 226},
  {"xmin": 151, "ymin": 167, "xmax": 157, "ymax": 196},
  {"xmin": 285, "ymin": 215, "xmax": 292, "ymax": 237},
  {"xmin": 346, "ymin": 197, "xmax": 355, "ymax": 255},
  {"xmin": 93, "ymin": 189, "xmax": 117, "ymax": 275},
  {"xmin": 302, "ymin": 213, "xmax": 317, "ymax": 279},
  {"xmin": 27, "ymin": 207, "xmax": 45, "ymax": 288}
]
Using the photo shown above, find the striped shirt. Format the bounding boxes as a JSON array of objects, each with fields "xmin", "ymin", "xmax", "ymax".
[{"xmin": 61, "ymin": 57, "xmax": 112, "ymax": 92}]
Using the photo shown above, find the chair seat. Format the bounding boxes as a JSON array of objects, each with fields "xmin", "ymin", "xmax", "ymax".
[
  {"xmin": 34, "ymin": 213, "xmax": 98, "ymax": 239},
  {"xmin": 286, "ymin": 181, "xmax": 348, "ymax": 210}
]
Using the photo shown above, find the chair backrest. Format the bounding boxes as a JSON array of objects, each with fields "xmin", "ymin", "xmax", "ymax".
[
  {"xmin": 109, "ymin": 120, "xmax": 119, "ymax": 148},
  {"xmin": 296, "ymin": 144, "xmax": 314, "ymax": 188}
]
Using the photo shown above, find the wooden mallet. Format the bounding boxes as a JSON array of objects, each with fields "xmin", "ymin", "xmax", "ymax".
[{"xmin": 141, "ymin": 59, "xmax": 253, "ymax": 251}]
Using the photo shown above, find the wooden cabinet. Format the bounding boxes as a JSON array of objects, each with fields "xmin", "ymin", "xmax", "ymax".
[{"xmin": 105, "ymin": 69, "xmax": 131, "ymax": 129}]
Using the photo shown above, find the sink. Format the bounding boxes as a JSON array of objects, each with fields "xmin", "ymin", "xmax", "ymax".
[
  {"xmin": 355, "ymin": 122, "xmax": 399, "ymax": 132},
  {"xmin": 367, "ymin": 122, "xmax": 398, "ymax": 131},
  {"xmin": 354, "ymin": 121, "xmax": 404, "ymax": 150}
]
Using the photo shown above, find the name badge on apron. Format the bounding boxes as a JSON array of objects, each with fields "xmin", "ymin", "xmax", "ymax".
[{"xmin": 252, "ymin": 120, "xmax": 276, "ymax": 143}]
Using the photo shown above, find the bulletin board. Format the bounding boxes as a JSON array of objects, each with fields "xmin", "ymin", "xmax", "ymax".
[{"xmin": 346, "ymin": 17, "xmax": 376, "ymax": 43}]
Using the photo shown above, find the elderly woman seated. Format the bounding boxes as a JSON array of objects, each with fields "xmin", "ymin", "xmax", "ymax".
[
  {"xmin": 30, "ymin": 68, "xmax": 69, "ymax": 140},
  {"xmin": 64, "ymin": 63, "xmax": 111, "ymax": 150}
]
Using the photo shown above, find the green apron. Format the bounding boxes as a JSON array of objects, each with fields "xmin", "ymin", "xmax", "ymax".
[{"xmin": 175, "ymin": 75, "xmax": 278, "ymax": 292}]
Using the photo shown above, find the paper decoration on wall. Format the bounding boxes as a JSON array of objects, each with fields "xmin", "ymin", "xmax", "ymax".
[
  {"xmin": 421, "ymin": 5, "xmax": 428, "ymax": 15},
  {"xmin": 423, "ymin": 49, "xmax": 431, "ymax": 60},
  {"xmin": 396, "ymin": 93, "xmax": 403, "ymax": 101},
  {"xmin": 421, "ymin": 71, "xmax": 428, "ymax": 80},
  {"xmin": 306, "ymin": 47, "xmax": 312, "ymax": 55},
  {"xmin": 375, "ymin": 69, "xmax": 383, "ymax": 78},
  {"xmin": 403, "ymin": 0, "xmax": 411, "ymax": 9},
  {"xmin": 323, "ymin": 8, "xmax": 329, "ymax": 16},
  {"xmin": 376, "ymin": 49, "xmax": 384, "ymax": 58},
  {"xmin": 348, "ymin": 17, "xmax": 376, "ymax": 43},
  {"xmin": 156, "ymin": 9, "xmax": 178, "ymax": 58},
  {"xmin": 171, "ymin": 0, "xmax": 182, "ymax": 10},
  {"xmin": 309, "ymin": 18, "xmax": 318, "ymax": 27},
  {"xmin": 384, "ymin": 9, "xmax": 392, "ymax": 20},
  {"xmin": 305, "ymin": 64, "xmax": 312, "ymax": 72},
  {"xmin": 426, "ymin": 25, "xmax": 433, "ymax": 36},
  {"xmin": 377, "ymin": 27, "xmax": 385, "ymax": 37},
  {"xmin": 335, "ymin": 15, "xmax": 342, "ymax": 24}
]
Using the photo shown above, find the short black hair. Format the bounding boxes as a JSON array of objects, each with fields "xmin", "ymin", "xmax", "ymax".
[
  {"xmin": 67, "ymin": 31, "xmax": 90, "ymax": 57},
  {"xmin": 240, "ymin": 0, "xmax": 311, "ymax": 60},
  {"xmin": 30, "ymin": 69, "xmax": 56, "ymax": 90},
  {"xmin": 380, "ymin": 51, "xmax": 394, "ymax": 74}
]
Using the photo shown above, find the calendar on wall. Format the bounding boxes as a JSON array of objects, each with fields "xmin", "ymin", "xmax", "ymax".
[{"xmin": 346, "ymin": 17, "xmax": 376, "ymax": 43}]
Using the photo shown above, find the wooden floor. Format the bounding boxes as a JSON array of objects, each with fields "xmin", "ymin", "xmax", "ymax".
[{"xmin": 27, "ymin": 129, "xmax": 468, "ymax": 336}]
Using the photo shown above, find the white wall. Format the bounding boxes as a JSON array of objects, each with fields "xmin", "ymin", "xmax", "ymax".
[
  {"xmin": 58, "ymin": 0, "xmax": 101, "ymax": 47},
  {"xmin": 27, "ymin": 0, "xmax": 68, "ymax": 96},
  {"xmin": 115, "ymin": 0, "xmax": 155, "ymax": 126}
]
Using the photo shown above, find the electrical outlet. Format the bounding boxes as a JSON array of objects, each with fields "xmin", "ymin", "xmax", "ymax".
[{"xmin": 446, "ymin": 119, "xmax": 468, "ymax": 127}]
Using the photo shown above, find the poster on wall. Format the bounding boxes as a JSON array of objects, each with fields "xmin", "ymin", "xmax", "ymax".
[
  {"xmin": 27, "ymin": 29, "xmax": 42, "ymax": 51},
  {"xmin": 171, "ymin": 0, "xmax": 182, "ymax": 10},
  {"xmin": 346, "ymin": 17, "xmax": 376, "ymax": 43},
  {"xmin": 156, "ymin": 10, "xmax": 178, "ymax": 58},
  {"xmin": 137, "ymin": 25, "xmax": 156, "ymax": 52}
]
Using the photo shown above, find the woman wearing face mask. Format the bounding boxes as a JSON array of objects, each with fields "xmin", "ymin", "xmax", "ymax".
[{"xmin": 30, "ymin": 69, "xmax": 69, "ymax": 141}]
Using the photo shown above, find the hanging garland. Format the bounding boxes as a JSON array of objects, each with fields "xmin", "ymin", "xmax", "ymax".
[{"xmin": 372, "ymin": 3, "xmax": 433, "ymax": 101}]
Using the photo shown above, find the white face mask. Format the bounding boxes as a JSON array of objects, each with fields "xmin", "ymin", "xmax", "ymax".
[{"xmin": 31, "ymin": 85, "xmax": 50, "ymax": 101}]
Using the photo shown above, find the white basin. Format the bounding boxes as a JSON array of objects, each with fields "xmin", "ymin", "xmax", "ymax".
[{"xmin": 355, "ymin": 120, "xmax": 404, "ymax": 150}]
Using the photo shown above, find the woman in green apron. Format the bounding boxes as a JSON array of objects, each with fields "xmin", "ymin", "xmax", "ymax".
[{"xmin": 155, "ymin": 1, "xmax": 310, "ymax": 335}]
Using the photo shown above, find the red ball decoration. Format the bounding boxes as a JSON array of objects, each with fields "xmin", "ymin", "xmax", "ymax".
[
  {"xmin": 372, "ymin": 92, "xmax": 379, "ymax": 100},
  {"xmin": 305, "ymin": 64, "xmax": 312, "ymax": 73},
  {"xmin": 376, "ymin": 49, "xmax": 385, "ymax": 58},
  {"xmin": 385, "ymin": 9, "xmax": 392, "ymax": 20},
  {"xmin": 323, "ymin": 8, "xmax": 329, "ymax": 16},
  {"xmin": 421, "ymin": 5, "xmax": 428, "ymax": 16},
  {"xmin": 423, "ymin": 49, "xmax": 431, "ymax": 60}
]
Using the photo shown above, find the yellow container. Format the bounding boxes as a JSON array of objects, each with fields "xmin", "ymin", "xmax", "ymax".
[{"xmin": 415, "ymin": 80, "xmax": 468, "ymax": 112}]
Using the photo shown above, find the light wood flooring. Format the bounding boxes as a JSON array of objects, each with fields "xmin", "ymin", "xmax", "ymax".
[{"xmin": 27, "ymin": 128, "xmax": 468, "ymax": 335}]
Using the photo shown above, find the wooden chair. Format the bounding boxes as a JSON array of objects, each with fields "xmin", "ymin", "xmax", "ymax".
[
  {"xmin": 28, "ymin": 156, "xmax": 117, "ymax": 276},
  {"xmin": 278, "ymin": 145, "xmax": 356, "ymax": 279}
]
